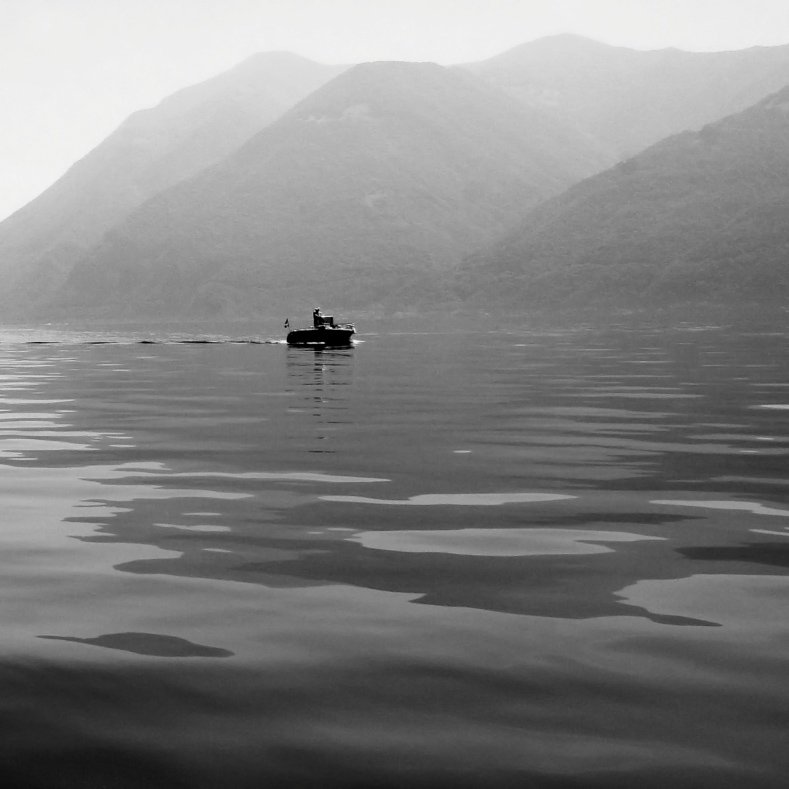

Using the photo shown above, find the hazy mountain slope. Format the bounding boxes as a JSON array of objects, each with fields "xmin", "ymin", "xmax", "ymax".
[
  {"xmin": 0, "ymin": 52, "xmax": 345, "ymax": 305},
  {"xmin": 55, "ymin": 61, "xmax": 608, "ymax": 318},
  {"xmin": 457, "ymin": 87, "xmax": 789, "ymax": 310},
  {"xmin": 465, "ymin": 34, "xmax": 789, "ymax": 160}
]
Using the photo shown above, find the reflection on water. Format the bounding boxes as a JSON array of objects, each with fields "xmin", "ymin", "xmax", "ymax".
[
  {"xmin": 652, "ymin": 498, "xmax": 789, "ymax": 516},
  {"xmin": 321, "ymin": 491, "xmax": 576, "ymax": 505},
  {"xmin": 286, "ymin": 345, "xmax": 355, "ymax": 454},
  {"xmin": 349, "ymin": 526, "xmax": 664, "ymax": 555},
  {"xmin": 38, "ymin": 632, "xmax": 235, "ymax": 658},
  {"xmin": 0, "ymin": 324, "xmax": 788, "ymax": 787}
]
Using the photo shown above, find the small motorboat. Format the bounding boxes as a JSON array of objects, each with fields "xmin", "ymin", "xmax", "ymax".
[{"xmin": 285, "ymin": 308, "xmax": 355, "ymax": 346}]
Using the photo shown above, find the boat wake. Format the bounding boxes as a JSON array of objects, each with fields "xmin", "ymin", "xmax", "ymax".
[{"xmin": 19, "ymin": 338, "xmax": 285, "ymax": 346}]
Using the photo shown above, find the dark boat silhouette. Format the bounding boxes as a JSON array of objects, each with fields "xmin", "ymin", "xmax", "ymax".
[{"xmin": 285, "ymin": 309, "xmax": 355, "ymax": 346}]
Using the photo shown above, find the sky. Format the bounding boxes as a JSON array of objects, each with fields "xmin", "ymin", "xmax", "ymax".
[{"xmin": 3, "ymin": 0, "xmax": 789, "ymax": 221}]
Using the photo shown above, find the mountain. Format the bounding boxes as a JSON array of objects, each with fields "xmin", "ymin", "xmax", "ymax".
[
  {"xmin": 0, "ymin": 52, "xmax": 346, "ymax": 308},
  {"xmin": 465, "ymin": 34, "xmax": 789, "ymax": 161},
  {"xmin": 53, "ymin": 61, "xmax": 609, "ymax": 318},
  {"xmin": 456, "ymin": 86, "xmax": 789, "ymax": 311}
]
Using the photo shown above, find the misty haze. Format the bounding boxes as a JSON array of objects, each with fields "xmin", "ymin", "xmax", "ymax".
[{"xmin": 1, "ymin": 3, "xmax": 788, "ymax": 788}]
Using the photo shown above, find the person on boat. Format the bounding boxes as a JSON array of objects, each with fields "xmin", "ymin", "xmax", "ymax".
[{"xmin": 312, "ymin": 308, "xmax": 338, "ymax": 329}]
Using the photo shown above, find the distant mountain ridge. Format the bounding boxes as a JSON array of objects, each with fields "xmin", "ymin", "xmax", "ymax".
[
  {"xmin": 0, "ymin": 52, "xmax": 346, "ymax": 307},
  {"xmin": 3, "ymin": 35, "xmax": 789, "ymax": 320},
  {"xmin": 54, "ymin": 61, "xmax": 607, "ymax": 318},
  {"xmin": 466, "ymin": 34, "xmax": 789, "ymax": 160},
  {"xmin": 456, "ymin": 85, "xmax": 789, "ymax": 310}
]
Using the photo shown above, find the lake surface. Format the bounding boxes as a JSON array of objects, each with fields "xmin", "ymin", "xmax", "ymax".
[{"xmin": 0, "ymin": 320, "xmax": 787, "ymax": 788}]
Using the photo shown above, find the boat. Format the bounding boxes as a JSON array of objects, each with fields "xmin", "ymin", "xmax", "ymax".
[{"xmin": 285, "ymin": 309, "xmax": 355, "ymax": 346}]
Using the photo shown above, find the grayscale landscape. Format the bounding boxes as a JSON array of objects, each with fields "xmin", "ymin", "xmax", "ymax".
[{"xmin": 1, "ymin": 2, "xmax": 788, "ymax": 787}]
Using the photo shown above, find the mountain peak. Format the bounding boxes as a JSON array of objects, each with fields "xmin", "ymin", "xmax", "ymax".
[
  {"xmin": 334, "ymin": 59, "xmax": 447, "ymax": 82},
  {"xmin": 286, "ymin": 60, "xmax": 475, "ymax": 122},
  {"xmin": 229, "ymin": 50, "xmax": 336, "ymax": 74},
  {"xmin": 484, "ymin": 33, "xmax": 625, "ymax": 62}
]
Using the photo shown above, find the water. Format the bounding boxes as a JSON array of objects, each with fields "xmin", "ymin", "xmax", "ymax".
[{"xmin": 0, "ymin": 321, "xmax": 787, "ymax": 788}]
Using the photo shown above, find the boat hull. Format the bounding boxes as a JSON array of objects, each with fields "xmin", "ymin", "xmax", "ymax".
[{"xmin": 286, "ymin": 327, "xmax": 355, "ymax": 346}]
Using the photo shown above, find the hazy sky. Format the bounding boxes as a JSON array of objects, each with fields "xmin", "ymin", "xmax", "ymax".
[{"xmin": 3, "ymin": 0, "xmax": 789, "ymax": 221}]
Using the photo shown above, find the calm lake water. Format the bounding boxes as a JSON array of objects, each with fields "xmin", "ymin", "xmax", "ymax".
[{"xmin": 0, "ymin": 320, "xmax": 787, "ymax": 788}]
